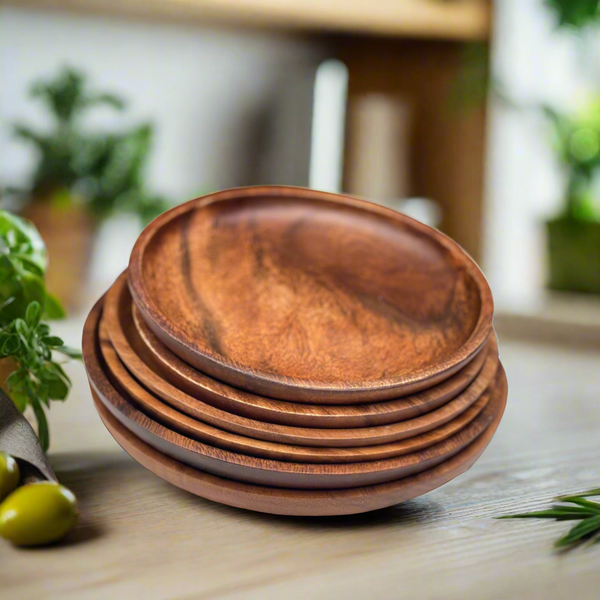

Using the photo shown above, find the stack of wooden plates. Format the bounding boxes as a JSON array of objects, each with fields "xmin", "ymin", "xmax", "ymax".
[{"xmin": 83, "ymin": 186, "xmax": 505, "ymax": 516}]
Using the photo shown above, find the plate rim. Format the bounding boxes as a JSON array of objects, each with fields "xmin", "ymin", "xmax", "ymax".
[
  {"xmin": 92, "ymin": 374, "xmax": 507, "ymax": 516},
  {"xmin": 129, "ymin": 185, "xmax": 494, "ymax": 401},
  {"xmin": 84, "ymin": 295, "xmax": 508, "ymax": 490}
]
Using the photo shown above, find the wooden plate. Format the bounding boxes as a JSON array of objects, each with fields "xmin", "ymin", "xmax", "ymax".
[
  {"xmin": 105, "ymin": 280, "xmax": 499, "ymax": 448},
  {"xmin": 85, "ymin": 296, "xmax": 506, "ymax": 489},
  {"xmin": 126, "ymin": 271, "xmax": 493, "ymax": 426},
  {"xmin": 129, "ymin": 186, "xmax": 494, "ymax": 402},
  {"xmin": 92, "ymin": 371, "xmax": 507, "ymax": 516},
  {"xmin": 99, "ymin": 320, "xmax": 493, "ymax": 464}
]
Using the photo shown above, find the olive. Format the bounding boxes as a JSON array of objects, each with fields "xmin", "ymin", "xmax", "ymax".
[
  {"xmin": 0, "ymin": 452, "xmax": 20, "ymax": 501},
  {"xmin": 0, "ymin": 482, "xmax": 78, "ymax": 546}
]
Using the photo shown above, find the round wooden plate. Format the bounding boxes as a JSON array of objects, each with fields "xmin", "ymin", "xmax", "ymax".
[
  {"xmin": 85, "ymin": 296, "xmax": 506, "ymax": 490},
  {"xmin": 92, "ymin": 375, "xmax": 507, "ymax": 516},
  {"xmin": 107, "ymin": 272, "xmax": 493, "ymax": 426},
  {"xmin": 104, "ymin": 281, "xmax": 499, "ymax": 448},
  {"xmin": 129, "ymin": 186, "xmax": 494, "ymax": 402},
  {"xmin": 124, "ymin": 272, "xmax": 493, "ymax": 426},
  {"xmin": 99, "ymin": 320, "xmax": 493, "ymax": 464}
]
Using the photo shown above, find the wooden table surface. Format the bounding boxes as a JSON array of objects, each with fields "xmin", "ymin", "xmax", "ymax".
[{"xmin": 2, "ymin": 323, "xmax": 600, "ymax": 600}]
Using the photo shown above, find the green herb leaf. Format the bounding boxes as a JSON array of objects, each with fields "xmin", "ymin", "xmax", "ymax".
[
  {"xmin": 25, "ymin": 300, "xmax": 42, "ymax": 327},
  {"xmin": 0, "ymin": 298, "xmax": 80, "ymax": 450},
  {"xmin": 497, "ymin": 506, "xmax": 598, "ymax": 521},
  {"xmin": 555, "ymin": 515, "xmax": 600, "ymax": 548},
  {"xmin": 558, "ymin": 497, "xmax": 600, "ymax": 513},
  {"xmin": 56, "ymin": 345, "xmax": 82, "ymax": 360},
  {"xmin": 0, "ymin": 333, "xmax": 19, "ymax": 356},
  {"xmin": 498, "ymin": 490, "xmax": 600, "ymax": 551},
  {"xmin": 557, "ymin": 488, "xmax": 600, "ymax": 500},
  {"xmin": 42, "ymin": 335, "xmax": 65, "ymax": 347},
  {"xmin": 29, "ymin": 394, "xmax": 50, "ymax": 452}
]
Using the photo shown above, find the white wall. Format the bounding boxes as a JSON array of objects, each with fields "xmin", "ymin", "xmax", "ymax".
[
  {"xmin": 0, "ymin": 7, "xmax": 323, "ymax": 295},
  {"xmin": 485, "ymin": 0, "xmax": 600, "ymax": 310}
]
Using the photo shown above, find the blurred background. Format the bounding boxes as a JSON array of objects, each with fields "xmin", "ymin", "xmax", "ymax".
[{"xmin": 1, "ymin": 0, "xmax": 599, "ymax": 342}]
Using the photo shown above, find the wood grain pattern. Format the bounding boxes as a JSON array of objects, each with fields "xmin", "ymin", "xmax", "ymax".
[
  {"xmin": 99, "ymin": 319, "xmax": 494, "ymax": 464},
  {"xmin": 8, "ymin": 332, "xmax": 600, "ymax": 600},
  {"xmin": 125, "ymin": 275, "xmax": 492, "ymax": 427},
  {"xmin": 91, "ymin": 366, "xmax": 506, "ymax": 516},
  {"xmin": 105, "ymin": 280, "xmax": 499, "ymax": 447},
  {"xmin": 85, "ymin": 296, "xmax": 505, "ymax": 489},
  {"xmin": 128, "ymin": 186, "xmax": 494, "ymax": 402}
]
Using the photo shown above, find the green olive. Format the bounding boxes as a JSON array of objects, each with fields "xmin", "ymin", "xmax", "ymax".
[
  {"xmin": 0, "ymin": 482, "xmax": 78, "ymax": 546},
  {"xmin": 0, "ymin": 452, "xmax": 20, "ymax": 501}
]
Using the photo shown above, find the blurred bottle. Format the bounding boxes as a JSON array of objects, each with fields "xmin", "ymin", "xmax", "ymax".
[{"xmin": 345, "ymin": 92, "xmax": 441, "ymax": 228}]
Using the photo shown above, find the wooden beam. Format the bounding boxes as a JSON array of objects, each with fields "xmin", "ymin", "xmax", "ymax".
[{"xmin": 2, "ymin": 0, "xmax": 491, "ymax": 40}]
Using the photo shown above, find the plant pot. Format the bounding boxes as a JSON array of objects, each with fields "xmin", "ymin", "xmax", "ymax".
[
  {"xmin": 0, "ymin": 357, "xmax": 18, "ymax": 397},
  {"xmin": 21, "ymin": 202, "xmax": 98, "ymax": 311},
  {"xmin": 546, "ymin": 217, "xmax": 600, "ymax": 294}
]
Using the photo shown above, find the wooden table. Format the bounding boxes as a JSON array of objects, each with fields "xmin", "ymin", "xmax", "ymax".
[{"xmin": 2, "ymin": 324, "xmax": 600, "ymax": 600}]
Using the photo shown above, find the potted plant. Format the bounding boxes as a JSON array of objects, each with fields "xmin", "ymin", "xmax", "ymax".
[
  {"xmin": 4, "ymin": 67, "xmax": 170, "ymax": 309},
  {"xmin": 545, "ymin": 97, "xmax": 600, "ymax": 294},
  {"xmin": 0, "ymin": 210, "xmax": 80, "ymax": 451}
]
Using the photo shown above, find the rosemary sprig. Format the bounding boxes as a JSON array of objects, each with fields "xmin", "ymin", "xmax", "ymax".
[{"xmin": 498, "ymin": 488, "xmax": 600, "ymax": 550}]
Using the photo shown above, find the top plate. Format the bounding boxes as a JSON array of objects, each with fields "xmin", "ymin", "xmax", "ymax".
[{"xmin": 129, "ymin": 186, "xmax": 493, "ymax": 402}]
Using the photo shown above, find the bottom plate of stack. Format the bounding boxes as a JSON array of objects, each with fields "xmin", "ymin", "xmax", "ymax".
[{"xmin": 84, "ymin": 297, "xmax": 507, "ymax": 516}]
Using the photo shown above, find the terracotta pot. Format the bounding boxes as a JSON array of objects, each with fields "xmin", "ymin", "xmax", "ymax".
[
  {"xmin": 21, "ymin": 202, "xmax": 98, "ymax": 311},
  {"xmin": 0, "ymin": 357, "xmax": 18, "ymax": 397}
]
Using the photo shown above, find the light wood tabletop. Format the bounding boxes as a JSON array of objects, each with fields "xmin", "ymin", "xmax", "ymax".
[{"xmin": 2, "ymin": 321, "xmax": 600, "ymax": 600}]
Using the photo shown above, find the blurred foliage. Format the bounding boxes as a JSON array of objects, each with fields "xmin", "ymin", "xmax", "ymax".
[
  {"xmin": 546, "ymin": 0, "xmax": 600, "ymax": 28},
  {"xmin": 8, "ymin": 67, "xmax": 170, "ymax": 226},
  {"xmin": 0, "ymin": 211, "xmax": 80, "ymax": 451},
  {"xmin": 544, "ymin": 97, "xmax": 600, "ymax": 220},
  {"xmin": 0, "ymin": 211, "xmax": 64, "ymax": 323}
]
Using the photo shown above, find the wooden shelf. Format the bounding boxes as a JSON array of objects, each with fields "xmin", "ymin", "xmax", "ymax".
[{"xmin": 4, "ymin": 0, "xmax": 491, "ymax": 40}]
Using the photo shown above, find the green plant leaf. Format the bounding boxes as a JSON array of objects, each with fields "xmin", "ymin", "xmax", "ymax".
[
  {"xmin": 555, "ymin": 514, "xmax": 600, "ymax": 548},
  {"xmin": 43, "ymin": 292, "xmax": 66, "ymax": 320},
  {"xmin": 42, "ymin": 335, "xmax": 65, "ymax": 348},
  {"xmin": 0, "ymin": 333, "xmax": 19, "ymax": 356},
  {"xmin": 499, "ymin": 490, "xmax": 600, "ymax": 551},
  {"xmin": 29, "ymin": 394, "xmax": 49, "ymax": 452},
  {"xmin": 0, "ymin": 210, "xmax": 80, "ymax": 450},
  {"xmin": 557, "ymin": 488, "xmax": 600, "ymax": 500},
  {"xmin": 0, "ymin": 211, "xmax": 46, "ymax": 272},
  {"xmin": 25, "ymin": 300, "xmax": 42, "ymax": 327},
  {"xmin": 12, "ymin": 124, "xmax": 50, "ymax": 155},
  {"xmin": 497, "ymin": 506, "xmax": 598, "ymax": 521},
  {"xmin": 85, "ymin": 92, "xmax": 126, "ymax": 111},
  {"xmin": 11, "ymin": 66, "xmax": 173, "ymax": 223},
  {"xmin": 558, "ymin": 497, "xmax": 600, "ymax": 513},
  {"xmin": 14, "ymin": 318, "xmax": 27, "ymax": 338},
  {"xmin": 9, "ymin": 389, "xmax": 28, "ymax": 413},
  {"xmin": 546, "ymin": 0, "xmax": 600, "ymax": 28},
  {"xmin": 56, "ymin": 345, "xmax": 82, "ymax": 360},
  {"xmin": 45, "ymin": 375, "xmax": 69, "ymax": 401}
]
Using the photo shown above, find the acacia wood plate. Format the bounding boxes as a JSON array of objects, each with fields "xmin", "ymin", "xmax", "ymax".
[
  {"xmin": 99, "ymin": 319, "xmax": 494, "ymax": 464},
  {"xmin": 126, "ymin": 272, "xmax": 493, "ymax": 427},
  {"xmin": 104, "ymin": 280, "xmax": 499, "ymax": 448},
  {"xmin": 92, "ymin": 370, "xmax": 507, "ymax": 516},
  {"xmin": 85, "ymin": 296, "xmax": 506, "ymax": 489},
  {"xmin": 129, "ymin": 186, "xmax": 494, "ymax": 403}
]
